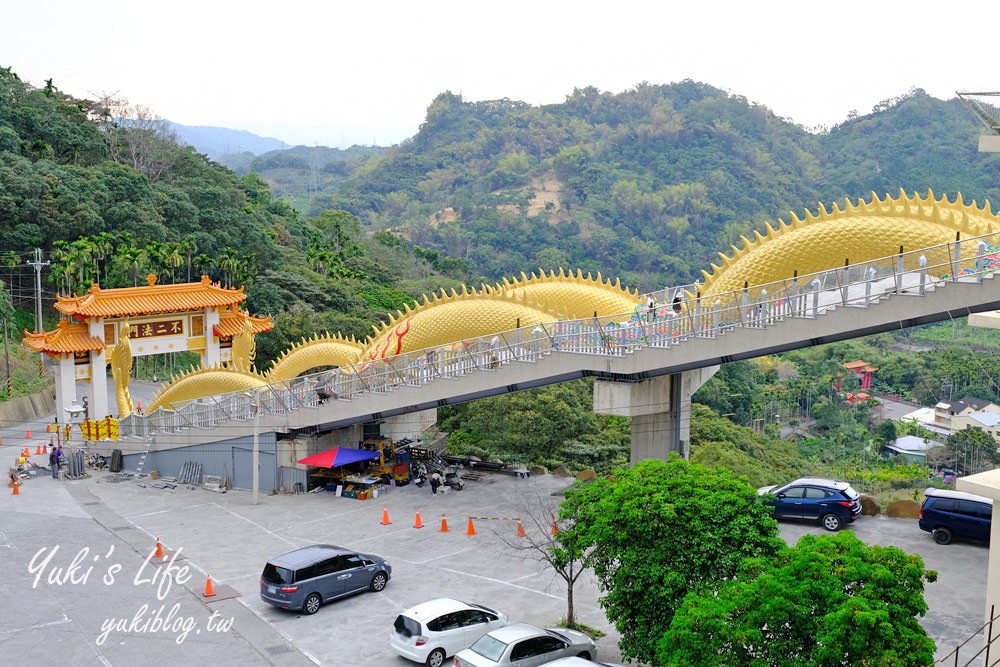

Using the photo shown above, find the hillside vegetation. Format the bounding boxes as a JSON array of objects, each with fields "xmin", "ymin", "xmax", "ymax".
[
  {"xmin": 4, "ymin": 67, "xmax": 1000, "ymax": 480},
  {"xmin": 0, "ymin": 67, "xmax": 471, "ymax": 374},
  {"xmin": 229, "ymin": 83, "xmax": 1000, "ymax": 292}
]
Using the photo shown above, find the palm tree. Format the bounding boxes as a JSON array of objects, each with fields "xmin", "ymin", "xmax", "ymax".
[
  {"xmin": 70, "ymin": 238, "xmax": 97, "ymax": 290},
  {"xmin": 50, "ymin": 240, "xmax": 72, "ymax": 293},
  {"xmin": 236, "ymin": 253, "xmax": 256, "ymax": 287},
  {"xmin": 164, "ymin": 242, "xmax": 184, "ymax": 283},
  {"xmin": 116, "ymin": 248, "xmax": 147, "ymax": 287},
  {"xmin": 91, "ymin": 232, "xmax": 115, "ymax": 285},
  {"xmin": 215, "ymin": 247, "xmax": 240, "ymax": 287},
  {"xmin": 180, "ymin": 234, "xmax": 198, "ymax": 282},
  {"xmin": 145, "ymin": 241, "xmax": 165, "ymax": 281},
  {"xmin": 193, "ymin": 253, "xmax": 214, "ymax": 280},
  {"xmin": 306, "ymin": 244, "xmax": 324, "ymax": 272}
]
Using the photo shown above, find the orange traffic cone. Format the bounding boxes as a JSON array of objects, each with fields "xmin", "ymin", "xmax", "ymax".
[
  {"xmin": 46, "ymin": 424, "xmax": 52, "ymax": 433},
  {"xmin": 154, "ymin": 538, "xmax": 165, "ymax": 559},
  {"xmin": 12, "ymin": 480, "xmax": 19, "ymax": 495},
  {"xmin": 414, "ymin": 510, "xmax": 424, "ymax": 529},
  {"xmin": 381, "ymin": 506, "xmax": 391, "ymax": 525},
  {"xmin": 35, "ymin": 443, "xmax": 42, "ymax": 455},
  {"xmin": 204, "ymin": 574, "xmax": 215, "ymax": 597},
  {"xmin": 466, "ymin": 517, "xmax": 477, "ymax": 536},
  {"xmin": 26, "ymin": 427, "xmax": 31, "ymax": 439},
  {"xmin": 440, "ymin": 513, "xmax": 449, "ymax": 533},
  {"xmin": 41, "ymin": 443, "xmax": 47, "ymax": 455},
  {"xmin": 517, "ymin": 519, "xmax": 526, "ymax": 537},
  {"xmin": 22, "ymin": 447, "xmax": 29, "ymax": 457}
]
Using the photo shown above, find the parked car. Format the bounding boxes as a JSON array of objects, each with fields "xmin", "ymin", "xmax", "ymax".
[
  {"xmin": 259, "ymin": 544, "xmax": 391, "ymax": 614},
  {"xmin": 452, "ymin": 623, "xmax": 596, "ymax": 667},
  {"xmin": 390, "ymin": 598, "xmax": 510, "ymax": 667},
  {"xmin": 757, "ymin": 477, "xmax": 862, "ymax": 531},
  {"xmin": 919, "ymin": 488, "xmax": 993, "ymax": 545},
  {"xmin": 541, "ymin": 656, "xmax": 627, "ymax": 666}
]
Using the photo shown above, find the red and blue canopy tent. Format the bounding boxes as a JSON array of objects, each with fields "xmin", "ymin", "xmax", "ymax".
[{"xmin": 297, "ymin": 448, "xmax": 380, "ymax": 468}]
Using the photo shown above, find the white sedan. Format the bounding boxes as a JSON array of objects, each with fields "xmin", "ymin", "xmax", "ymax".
[
  {"xmin": 452, "ymin": 623, "xmax": 596, "ymax": 667},
  {"xmin": 391, "ymin": 598, "xmax": 509, "ymax": 667}
]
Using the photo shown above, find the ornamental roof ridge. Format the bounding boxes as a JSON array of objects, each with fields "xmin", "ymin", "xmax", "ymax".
[
  {"xmin": 54, "ymin": 276, "xmax": 247, "ymax": 318},
  {"xmin": 22, "ymin": 319, "xmax": 105, "ymax": 354}
]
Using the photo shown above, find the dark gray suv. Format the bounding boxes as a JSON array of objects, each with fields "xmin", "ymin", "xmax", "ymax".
[{"xmin": 260, "ymin": 544, "xmax": 391, "ymax": 614}]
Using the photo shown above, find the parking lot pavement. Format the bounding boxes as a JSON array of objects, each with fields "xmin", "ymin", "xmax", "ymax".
[
  {"xmin": 0, "ymin": 474, "xmax": 314, "ymax": 667},
  {"xmin": 3, "ymin": 469, "xmax": 619, "ymax": 666},
  {"xmin": 2, "ymin": 462, "xmax": 990, "ymax": 667}
]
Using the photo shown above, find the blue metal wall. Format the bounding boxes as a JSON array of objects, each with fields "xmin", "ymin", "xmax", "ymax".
[{"xmin": 122, "ymin": 431, "xmax": 279, "ymax": 491}]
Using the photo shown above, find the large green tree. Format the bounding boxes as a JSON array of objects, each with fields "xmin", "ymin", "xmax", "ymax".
[
  {"xmin": 660, "ymin": 531, "xmax": 937, "ymax": 667},
  {"xmin": 559, "ymin": 456, "xmax": 783, "ymax": 664}
]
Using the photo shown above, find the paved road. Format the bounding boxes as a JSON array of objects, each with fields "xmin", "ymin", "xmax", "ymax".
[{"xmin": 0, "ymin": 440, "xmax": 990, "ymax": 666}]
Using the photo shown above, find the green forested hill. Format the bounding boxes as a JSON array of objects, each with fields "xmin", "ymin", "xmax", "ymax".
[
  {"xmin": 0, "ymin": 67, "xmax": 470, "ymax": 373},
  {"xmin": 241, "ymin": 83, "xmax": 1000, "ymax": 292}
]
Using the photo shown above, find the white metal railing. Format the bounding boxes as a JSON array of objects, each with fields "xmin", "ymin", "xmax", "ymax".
[{"xmin": 119, "ymin": 233, "xmax": 1000, "ymax": 439}]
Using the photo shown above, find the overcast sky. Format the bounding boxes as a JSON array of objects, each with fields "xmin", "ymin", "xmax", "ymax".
[{"xmin": 6, "ymin": 0, "xmax": 996, "ymax": 148}]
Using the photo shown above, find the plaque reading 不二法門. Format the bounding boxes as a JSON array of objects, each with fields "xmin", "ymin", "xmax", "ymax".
[{"xmin": 127, "ymin": 319, "xmax": 184, "ymax": 339}]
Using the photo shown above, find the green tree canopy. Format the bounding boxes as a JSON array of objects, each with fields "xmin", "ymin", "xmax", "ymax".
[
  {"xmin": 559, "ymin": 456, "xmax": 783, "ymax": 664},
  {"xmin": 660, "ymin": 531, "xmax": 937, "ymax": 667}
]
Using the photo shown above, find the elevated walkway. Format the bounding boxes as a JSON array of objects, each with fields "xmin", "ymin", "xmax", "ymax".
[{"xmin": 120, "ymin": 235, "xmax": 1000, "ymax": 456}]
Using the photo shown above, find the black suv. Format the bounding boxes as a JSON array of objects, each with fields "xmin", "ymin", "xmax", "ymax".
[
  {"xmin": 757, "ymin": 477, "xmax": 863, "ymax": 531},
  {"xmin": 919, "ymin": 488, "xmax": 992, "ymax": 545}
]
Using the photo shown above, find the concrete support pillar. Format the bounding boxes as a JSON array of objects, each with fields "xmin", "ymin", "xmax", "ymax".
[
  {"xmin": 88, "ymin": 317, "xmax": 108, "ymax": 419},
  {"xmin": 382, "ymin": 410, "xmax": 437, "ymax": 444},
  {"xmin": 53, "ymin": 353, "xmax": 76, "ymax": 426},
  {"xmin": 89, "ymin": 350, "xmax": 108, "ymax": 418},
  {"xmin": 204, "ymin": 307, "xmax": 222, "ymax": 367},
  {"xmin": 594, "ymin": 366, "xmax": 718, "ymax": 462}
]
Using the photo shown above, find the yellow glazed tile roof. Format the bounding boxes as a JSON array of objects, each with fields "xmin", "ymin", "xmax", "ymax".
[
  {"xmin": 55, "ymin": 275, "xmax": 246, "ymax": 318},
  {"xmin": 22, "ymin": 319, "xmax": 105, "ymax": 354},
  {"xmin": 214, "ymin": 311, "xmax": 274, "ymax": 338}
]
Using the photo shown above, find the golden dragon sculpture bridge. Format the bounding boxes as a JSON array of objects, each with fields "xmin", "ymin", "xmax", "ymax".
[{"xmin": 146, "ymin": 189, "xmax": 1000, "ymax": 411}]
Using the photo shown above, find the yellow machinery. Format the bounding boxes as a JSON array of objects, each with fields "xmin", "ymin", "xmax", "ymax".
[{"xmin": 362, "ymin": 438, "xmax": 394, "ymax": 478}]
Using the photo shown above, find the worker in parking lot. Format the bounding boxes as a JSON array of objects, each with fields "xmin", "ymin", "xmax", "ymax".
[{"xmin": 429, "ymin": 471, "xmax": 442, "ymax": 496}]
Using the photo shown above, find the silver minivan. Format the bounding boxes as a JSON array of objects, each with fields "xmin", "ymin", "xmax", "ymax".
[{"xmin": 260, "ymin": 544, "xmax": 391, "ymax": 615}]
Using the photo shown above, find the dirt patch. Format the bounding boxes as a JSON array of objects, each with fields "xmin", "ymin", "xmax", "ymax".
[
  {"xmin": 527, "ymin": 177, "xmax": 563, "ymax": 217},
  {"xmin": 427, "ymin": 177, "xmax": 568, "ymax": 227}
]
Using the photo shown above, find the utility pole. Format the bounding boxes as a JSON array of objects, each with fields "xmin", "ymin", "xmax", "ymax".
[
  {"xmin": 26, "ymin": 248, "xmax": 48, "ymax": 333},
  {"xmin": 26, "ymin": 248, "xmax": 49, "ymax": 378}
]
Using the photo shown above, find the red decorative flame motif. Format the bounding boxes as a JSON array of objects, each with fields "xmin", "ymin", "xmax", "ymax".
[
  {"xmin": 371, "ymin": 339, "xmax": 389, "ymax": 360},
  {"xmin": 391, "ymin": 318, "xmax": 412, "ymax": 356}
]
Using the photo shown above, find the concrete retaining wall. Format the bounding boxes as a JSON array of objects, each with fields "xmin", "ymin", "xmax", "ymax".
[{"xmin": 0, "ymin": 386, "xmax": 55, "ymax": 425}]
